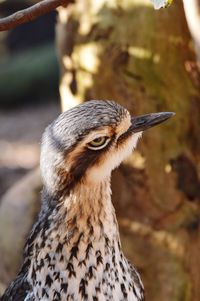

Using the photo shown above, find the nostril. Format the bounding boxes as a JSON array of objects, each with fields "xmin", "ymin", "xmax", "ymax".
[{"xmin": 135, "ymin": 119, "xmax": 146, "ymax": 125}]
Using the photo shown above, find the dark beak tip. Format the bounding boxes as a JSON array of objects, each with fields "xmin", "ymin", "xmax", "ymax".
[
  {"xmin": 165, "ymin": 112, "xmax": 176, "ymax": 117},
  {"xmin": 131, "ymin": 111, "xmax": 176, "ymax": 132},
  {"xmin": 160, "ymin": 111, "xmax": 176, "ymax": 121}
]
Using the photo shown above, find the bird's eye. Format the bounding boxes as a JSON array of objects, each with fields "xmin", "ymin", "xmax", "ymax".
[{"xmin": 88, "ymin": 136, "xmax": 110, "ymax": 150}]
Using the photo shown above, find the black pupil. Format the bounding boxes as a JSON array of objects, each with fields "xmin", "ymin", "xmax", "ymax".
[{"xmin": 94, "ymin": 137, "xmax": 103, "ymax": 143}]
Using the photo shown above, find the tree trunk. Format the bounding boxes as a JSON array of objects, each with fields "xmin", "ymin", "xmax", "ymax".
[{"xmin": 56, "ymin": 1, "xmax": 200, "ymax": 300}]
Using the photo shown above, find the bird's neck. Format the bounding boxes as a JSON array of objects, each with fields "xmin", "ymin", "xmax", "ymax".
[
  {"xmin": 64, "ymin": 179, "xmax": 119, "ymax": 241},
  {"xmin": 47, "ymin": 178, "xmax": 120, "ymax": 244}
]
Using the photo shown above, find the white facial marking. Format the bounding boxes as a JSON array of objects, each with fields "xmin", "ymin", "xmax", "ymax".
[{"xmin": 86, "ymin": 132, "xmax": 143, "ymax": 183}]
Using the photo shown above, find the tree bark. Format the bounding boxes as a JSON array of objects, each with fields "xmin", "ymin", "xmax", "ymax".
[{"xmin": 56, "ymin": 1, "xmax": 200, "ymax": 300}]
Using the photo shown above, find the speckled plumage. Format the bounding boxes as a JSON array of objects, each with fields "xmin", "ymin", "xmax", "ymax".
[{"xmin": 2, "ymin": 100, "xmax": 145, "ymax": 301}]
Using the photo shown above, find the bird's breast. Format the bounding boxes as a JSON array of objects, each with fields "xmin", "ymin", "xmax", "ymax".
[
  {"xmin": 26, "ymin": 181, "xmax": 144, "ymax": 301},
  {"xmin": 27, "ymin": 231, "xmax": 143, "ymax": 301}
]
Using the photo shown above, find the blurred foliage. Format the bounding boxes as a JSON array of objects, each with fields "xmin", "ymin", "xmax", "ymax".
[
  {"xmin": 0, "ymin": 0, "xmax": 57, "ymax": 108},
  {"xmin": 0, "ymin": 43, "xmax": 59, "ymax": 108},
  {"xmin": 151, "ymin": 0, "xmax": 174, "ymax": 9}
]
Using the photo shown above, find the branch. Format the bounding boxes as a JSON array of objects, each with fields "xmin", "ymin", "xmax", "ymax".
[{"xmin": 0, "ymin": 0, "xmax": 74, "ymax": 32}]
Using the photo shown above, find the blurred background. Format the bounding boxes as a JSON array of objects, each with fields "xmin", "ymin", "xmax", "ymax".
[
  {"xmin": 0, "ymin": 1, "xmax": 59, "ymax": 199},
  {"xmin": 0, "ymin": 0, "xmax": 200, "ymax": 300}
]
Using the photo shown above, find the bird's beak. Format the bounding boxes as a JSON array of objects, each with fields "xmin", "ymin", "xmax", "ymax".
[{"xmin": 130, "ymin": 112, "xmax": 175, "ymax": 132}]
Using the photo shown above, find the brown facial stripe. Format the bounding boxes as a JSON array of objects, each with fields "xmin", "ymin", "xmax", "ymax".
[
  {"xmin": 115, "ymin": 127, "xmax": 133, "ymax": 147},
  {"xmin": 55, "ymin": 139, "xmax": 115, "ymax": 199},
  {"xmin": 69, "ymin": 140, "xmax": 114, "ymax": 179}
]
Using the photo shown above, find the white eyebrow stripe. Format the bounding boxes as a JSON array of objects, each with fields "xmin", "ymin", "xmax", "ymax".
[
  {"xmin": 82, "ymin": 128, "xmax": 112, "ymax": 144},
  {"xmin": 115, "ymin": 114, "xmax": 131, "ymax": 138}
]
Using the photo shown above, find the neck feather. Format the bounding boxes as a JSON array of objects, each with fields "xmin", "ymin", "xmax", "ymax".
[
  {"xmin": 69, "ymin": 179, "xmax": 118, "ymax": 240},
  {"xmin": 45, "ymin": 178, "xmax": 120, "ymax": 243}
]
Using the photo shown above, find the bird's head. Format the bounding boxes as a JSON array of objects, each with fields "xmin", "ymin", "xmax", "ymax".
[{"xmin": 41, "ymin": 100, "xmax": 174, "ymax": 198}]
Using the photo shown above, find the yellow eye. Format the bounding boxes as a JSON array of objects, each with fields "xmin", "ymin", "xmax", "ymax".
[{"xmin": 88, "ymin": 136, "xmax": 110, "ymax": 150}]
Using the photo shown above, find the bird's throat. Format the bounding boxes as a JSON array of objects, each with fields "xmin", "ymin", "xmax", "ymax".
[
  {"xmin": 33, "ymin": 179, "xmax": 122, "ymax": 279},
  {"xmin": 61, "ymin": 179, "xmax": 119, "ymax": 242}
]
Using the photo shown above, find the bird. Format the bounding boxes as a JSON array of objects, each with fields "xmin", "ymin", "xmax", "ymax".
[{"xmin": 1, "ymin": 100, "xmax": 174, "ymax": 301}]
